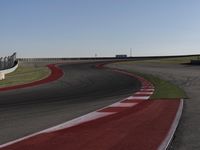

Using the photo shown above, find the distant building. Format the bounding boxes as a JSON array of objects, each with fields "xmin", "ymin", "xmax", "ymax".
[{"xmin": 115, "ymin": 54, "xmax": 127, "ymax": 58}]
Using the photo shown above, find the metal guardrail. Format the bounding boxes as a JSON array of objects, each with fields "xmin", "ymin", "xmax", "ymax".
[{"xmin": 0, "ymin": 53, "xmax": 17, "ymax": 70}]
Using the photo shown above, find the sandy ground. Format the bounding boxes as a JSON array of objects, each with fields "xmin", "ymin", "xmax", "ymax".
[{"xmin": 109, "ymin": 62, "xmax": 200, "ymax": 150}]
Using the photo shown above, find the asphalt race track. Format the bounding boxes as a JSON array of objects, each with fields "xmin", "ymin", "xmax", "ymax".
[
  {"xmin": 0, "ymin": 62, "xmax": 141, "ymax": 144},
  {"xmin": 109, "ymin": 62, "xmax": 200, "ymax": 150}
]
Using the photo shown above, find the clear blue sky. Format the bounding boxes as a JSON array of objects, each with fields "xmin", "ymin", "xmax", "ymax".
[{"xmin": 0, "ymin": 0, "xmax": 200, "ymax": 58}]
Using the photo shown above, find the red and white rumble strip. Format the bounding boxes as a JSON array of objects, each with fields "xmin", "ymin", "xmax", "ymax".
[
  {"xmin": 0, "ymin": 66, "xmax": 183, "ymax": 150},
  {"xmin": 0, "ymin": 67, "xmax": 154, "ymax": 149}
]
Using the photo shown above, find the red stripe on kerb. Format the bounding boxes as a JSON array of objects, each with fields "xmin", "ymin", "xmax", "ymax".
[
  {"xmin": 0, "ymin": 64, "xmax": 63, "ymax": 91},
  {"xmin": 0, "ymin": 100, "xmax": 181, "ymax": 150}
]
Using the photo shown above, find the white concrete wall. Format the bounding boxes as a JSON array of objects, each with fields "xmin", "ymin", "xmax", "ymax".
[
  {"xmin": 0, "ymin": 62, "xmax": 18, "ymax": 80},
  {"xmin": 0, "ymin": 73, "xmax": 5, "ymax": 80}
]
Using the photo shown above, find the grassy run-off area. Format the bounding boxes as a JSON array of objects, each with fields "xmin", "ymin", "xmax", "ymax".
[
  {"xmin": 114, "ymin": 56, "xmax": 189, "ymax": 99},
  {"xmin": 0, "ymin": 66, "xmax": 50, "ymax": 88},
  {"xmin": 132, "ymin": 55, "xmax": 200, "ymax": 64},
  {"xmin": 137, "ymin": 72, "xmax": 187, "ymax": 99}
]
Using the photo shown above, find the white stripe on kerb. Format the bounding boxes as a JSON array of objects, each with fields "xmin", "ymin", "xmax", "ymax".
[
  {"xmin": 43, "ymin": 112, "xmax": 114, "ymax": 133},
  {"xmin": 109, "ymin": 102, "xmax": 138, "ymax": 107},
  {"xmin": 157, "ymin": 99, "xmax": 183, "ymax": 150},
  {"xmin": 135, "ymin": 92, "xmax": 153, "ymax": 95},
  {"xmin": 0, "ymin": 111, "xmax": 114, "ymax": 148},
  {"xmin": 127, "ymin": 96, "xmax": 150, "ymax": 100},
  {"xmin": 140, "ymin": 89, "xmax": 154, "ymax": 92}
]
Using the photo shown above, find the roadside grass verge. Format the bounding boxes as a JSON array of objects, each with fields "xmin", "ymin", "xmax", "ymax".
[
  {"xmin": 0, "ymin": 66, "xmax": 50, "ymax": 88},
  {"xmin": 109, "ymin": 61, "xmax": 187, "ymax": 99},
  {"xmin": 112, "ymin": 56, "xmax": 193, "ymax": 98},
  {"xmin": 125, "ymin": 55, "xmax": 200, "ymax": 64},
  {"xmin": 137, "ymin": 72, "xmax": 187, "ymax": 99}
]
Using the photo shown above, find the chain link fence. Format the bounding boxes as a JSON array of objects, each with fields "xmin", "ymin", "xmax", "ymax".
[{"xmin": 0, "ymin": 53, "xmax": 17, "ymax": 70}]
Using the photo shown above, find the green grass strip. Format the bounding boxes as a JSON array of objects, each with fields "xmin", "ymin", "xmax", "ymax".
[
  {"xmin": 137, "ymin": 73, "xmax": 187, "ymax": 99},
  {"xmin": 0, "ymin": 66, "xmax": 50, "ymax": 88},
  {"xmin": 125, "ymin": 55, "xmax": 200, "ymax": 64},
  {"xmin": 110, "ymin": 62, "xmax": 187, "ymax": 99},
  {"xmin": 114, "ymin": 58, "xmax": 188, "ymax": 99}
]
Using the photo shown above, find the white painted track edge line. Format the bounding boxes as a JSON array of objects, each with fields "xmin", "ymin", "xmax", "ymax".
[
  {"xmin": 127, "ymin": 96, "xmax": 150, "ymax": 100},
  {"xmin": 157, "ymin": 99, "xmax": 184, "ymax": 150},
  {"xmin": 0, "ymin": 95, "xmax": 142, "ymax": 148},
  {"xmin": 42, "ymin": 112, "xmax": 115, "ymax": 133},
  {"xmin": 135, "ymin": 92, "xmax": 153, "ymax": 95},
  {"xmin": 0, "ymin": 111, "xmax": 115, "ymax": 148},
  {"xmin": 0, "ymin": 66, "xmax": 154, "ymax": 149},
  {"xmin": 109, "ymin": 102, "xmax": 138, "ymax": 107}
]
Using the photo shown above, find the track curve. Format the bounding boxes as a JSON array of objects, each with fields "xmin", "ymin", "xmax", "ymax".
[
  {"xmin": 0, "ymin": 62, "xmax": 141, "ymax": 144},
  {"xmin": 0, "ymin": 64, "xmax": 63, "ymax": 92}
]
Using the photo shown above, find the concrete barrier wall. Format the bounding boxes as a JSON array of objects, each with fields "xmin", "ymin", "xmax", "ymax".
[
  {"xmin": 0, "ymin": 61, "xmax": 18, "ymax": 74},
  {"xmin": 0, "ymin": 73, "xmax": 5, "ymax": 80},
  {"xmin": 0, "ymin": 61, "xmax": 18, "ymax": 80}
]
